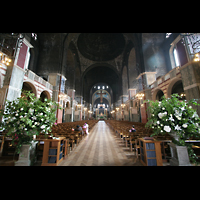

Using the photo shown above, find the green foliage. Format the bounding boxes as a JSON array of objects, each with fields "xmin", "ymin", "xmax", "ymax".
[
  {"xmin": 144, "ymin": 94, "xmax": 200, "ymax": 164},
  {"xmin": 0, "ymin": 91, "xmax": 59, "ymax": 153}
]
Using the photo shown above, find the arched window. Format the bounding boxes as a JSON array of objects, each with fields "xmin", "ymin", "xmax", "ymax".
[
  {"xmin": 170, "ymin": 35, "xmax": 189, "ymax": 69},
  {"xmin": 66, "ymin": 101, "xmax": 70, "ymax": 108},
  {"xmin": 173, "ymin": 48, "xmax": 180, "ymax": 67}
]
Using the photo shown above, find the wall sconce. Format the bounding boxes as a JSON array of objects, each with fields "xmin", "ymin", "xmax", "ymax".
[
  {"xmin": 116, "ymin": 107, "xmax": 119, "ymax": 111},
  {"xmin": 180, "ymin": 93, "xmax": 186, "ymax": 97},
  {"xmin": 59, "ymin": 94, "xmax": 68, "ymax": 100},
  {"xmin": 194, "ymin": 53, "xmax": 200, "ymax": 62},
  {"xmin": 77, "ymin": 104, "xmax": 82, "ymax": 107},
  {"xmin": 84, "ymin": 107, "xmax": 87, "ymax": 111},
  {"xmin": 121, "ymin": 104, "xmax": 126, "ymax": 108},
  {"xmin": 0, "ymin": 51, "xmax": 12, "ymax": 66},
  {"xmin": 136, "ymin": 93, "xmax": 144, "ymax": 99}
]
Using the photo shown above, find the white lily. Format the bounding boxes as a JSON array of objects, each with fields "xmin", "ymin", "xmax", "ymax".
[
  {"xmin": 175, "ymin": 125, "xmax": 182, "ymax": 131},
  {"xmin": 164, "ymin": 125, "xmax": 171, "ymax": 132}
]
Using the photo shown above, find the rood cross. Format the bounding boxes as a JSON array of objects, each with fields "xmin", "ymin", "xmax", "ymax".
[{"xmin": 96, "ymin": 90, "xmax": 106, "ymax": 103}]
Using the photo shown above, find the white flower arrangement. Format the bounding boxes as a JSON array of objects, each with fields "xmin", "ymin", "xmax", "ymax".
[
  {"xmin": 0, "ymin": 91, "xmax": 59, "ymax": 153},
  {"xmin": 145, "ymin": 94, "xmax": 200, "ymax": 140},
  {"xmin": 145, "ymin": 94, "xmax": 200, "ymax": 163}
]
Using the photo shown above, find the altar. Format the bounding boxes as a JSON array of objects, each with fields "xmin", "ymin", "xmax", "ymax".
[
  {"xmin": 96, "ymin": 112, "xmax": 107, "ymax": 120},
  {"xmin": 95, "ymin": 103, "xmax": 108, "ymax": 120}
]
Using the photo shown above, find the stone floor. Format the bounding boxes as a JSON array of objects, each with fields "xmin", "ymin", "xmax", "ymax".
[
  {"xmin": 0, "ymin": 121, "xmax": 178, "ymax": 166},
  {"xmin": 59, "ymin": 120, "xmax": 142, "ymax": 166},
  {"xmin": 0, "ymin": 155, "xmax": 18, "ymax": 166}
]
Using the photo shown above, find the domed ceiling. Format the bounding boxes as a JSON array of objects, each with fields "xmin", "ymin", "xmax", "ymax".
[{"xmin": 77, "ymin": 33, "xmax": 125, "ymax": 61}]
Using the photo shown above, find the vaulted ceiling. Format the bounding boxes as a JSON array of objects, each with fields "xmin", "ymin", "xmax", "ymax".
[
  {"xmin": 34, "ymin": 33, "xmax": 159, "ymax": 105},
  {"xmin": 66, "ymin": 33, "xmax": 140, "ymax": 103}
]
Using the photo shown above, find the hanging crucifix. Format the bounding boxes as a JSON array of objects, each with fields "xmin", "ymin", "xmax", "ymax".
[{"xmin": 96, "ymin": 90, "xmax": 106, "ymax": 103}]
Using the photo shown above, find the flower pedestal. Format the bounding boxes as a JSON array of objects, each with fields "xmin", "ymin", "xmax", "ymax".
[
  {"xmin": 15, "ymin": 141, "xmax": 38, "ymax": 166},
  {"xmin": 168, "ymin": 142, "xmax": 191, "ymax": 166}
]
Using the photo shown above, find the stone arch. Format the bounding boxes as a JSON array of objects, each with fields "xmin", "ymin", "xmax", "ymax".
[
  {"xmin": 82, "ymin": 63, "xmax": 120, "ymax": 103},
  {"xmin": 166, "ymin": 77, "xmax": 183, "ymax": 98},
  {"xmin": 40, "ymin": 90, "xmax": 51, "ymax": 102},
  {"xmin": 93, "ymin": 98, "xmax": 110, "ymax": 107},
  {"xmin": 82, "ymin": 63, "xmax": 120, "ymax": 77},
  {"xmin": 66, "ymin": 101, "xmax": 70, "ymax": 108},
  {"xmin": 123, "ymin": 33, "xmax": 145, "ymax": 74},
  {"xmin": 152, "ymin": 88, "xmax": 165, "ymax": 101},
  {"xmin": 92, "ymin": 89, "xmax": 111, "ymax": 108},
  {"xmin": 22, "ymin": 81, "xmax": 37, "ymax": 97}
]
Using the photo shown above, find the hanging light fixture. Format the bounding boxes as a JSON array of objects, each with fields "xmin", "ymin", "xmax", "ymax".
[
  {"xmin": 121, "ymin": 104, "xmax": 126, "ymax": 108},
  {"xmin": 0, "ymin": 51, "xmax": 12, "ymax": 66},
  {"xmin": 136, "ymin": 93, "xmax": 144, "ymax": 99},
  {"xmin": 194, "ymin": 53, "xmax": 200, "ymax": 62}
]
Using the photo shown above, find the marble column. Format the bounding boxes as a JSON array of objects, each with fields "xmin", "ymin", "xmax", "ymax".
[
  {"xmin": 136, "ymin": 72, "xmax": 156, "ymax": 123},
  {"xmin": 65, "ymin": 89, "xmax": 75, "ymax": 122},
  {"xmin": 48, "ymin": 73, "xmax": 66, "ymax": 123}
]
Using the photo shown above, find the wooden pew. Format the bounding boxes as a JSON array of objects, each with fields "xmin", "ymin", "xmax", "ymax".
[{"xmin": 105, "ymin": 120, "xmax": 153, "ymax": 157}]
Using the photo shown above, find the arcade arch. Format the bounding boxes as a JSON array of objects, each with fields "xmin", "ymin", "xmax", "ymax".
[
  {"xmin": 152, "ymin": 88, "xmax": 165, "ymax": 101},
  {"xmin": 82, "ymin": 64, "xmax": 120, "ymax": 103},
  {"xmin": 22, "ymin": 81, "xmax": 37, "ymax": 97},
  {"xmin": 40, "ymin": 90, "xmax": 51, "ymax": 102},
  {"xmin": 167, "ymin": 78, "xmax": 185, "ymax": 98}
]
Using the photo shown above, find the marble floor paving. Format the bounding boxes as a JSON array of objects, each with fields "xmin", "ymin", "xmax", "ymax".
[{"xmin": 59, "ymin": 121, "xmax": 142, "ymax": 166}]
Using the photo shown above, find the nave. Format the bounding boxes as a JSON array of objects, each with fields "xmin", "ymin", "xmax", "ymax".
[{"xmin": 60, "ymin": 121, "xmax": 142, "ymax": 166}]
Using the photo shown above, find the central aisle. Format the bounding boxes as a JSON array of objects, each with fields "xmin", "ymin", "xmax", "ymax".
[{"xmin": 60, "ymin": 120, "xmax": 142, "ymax": 166}]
